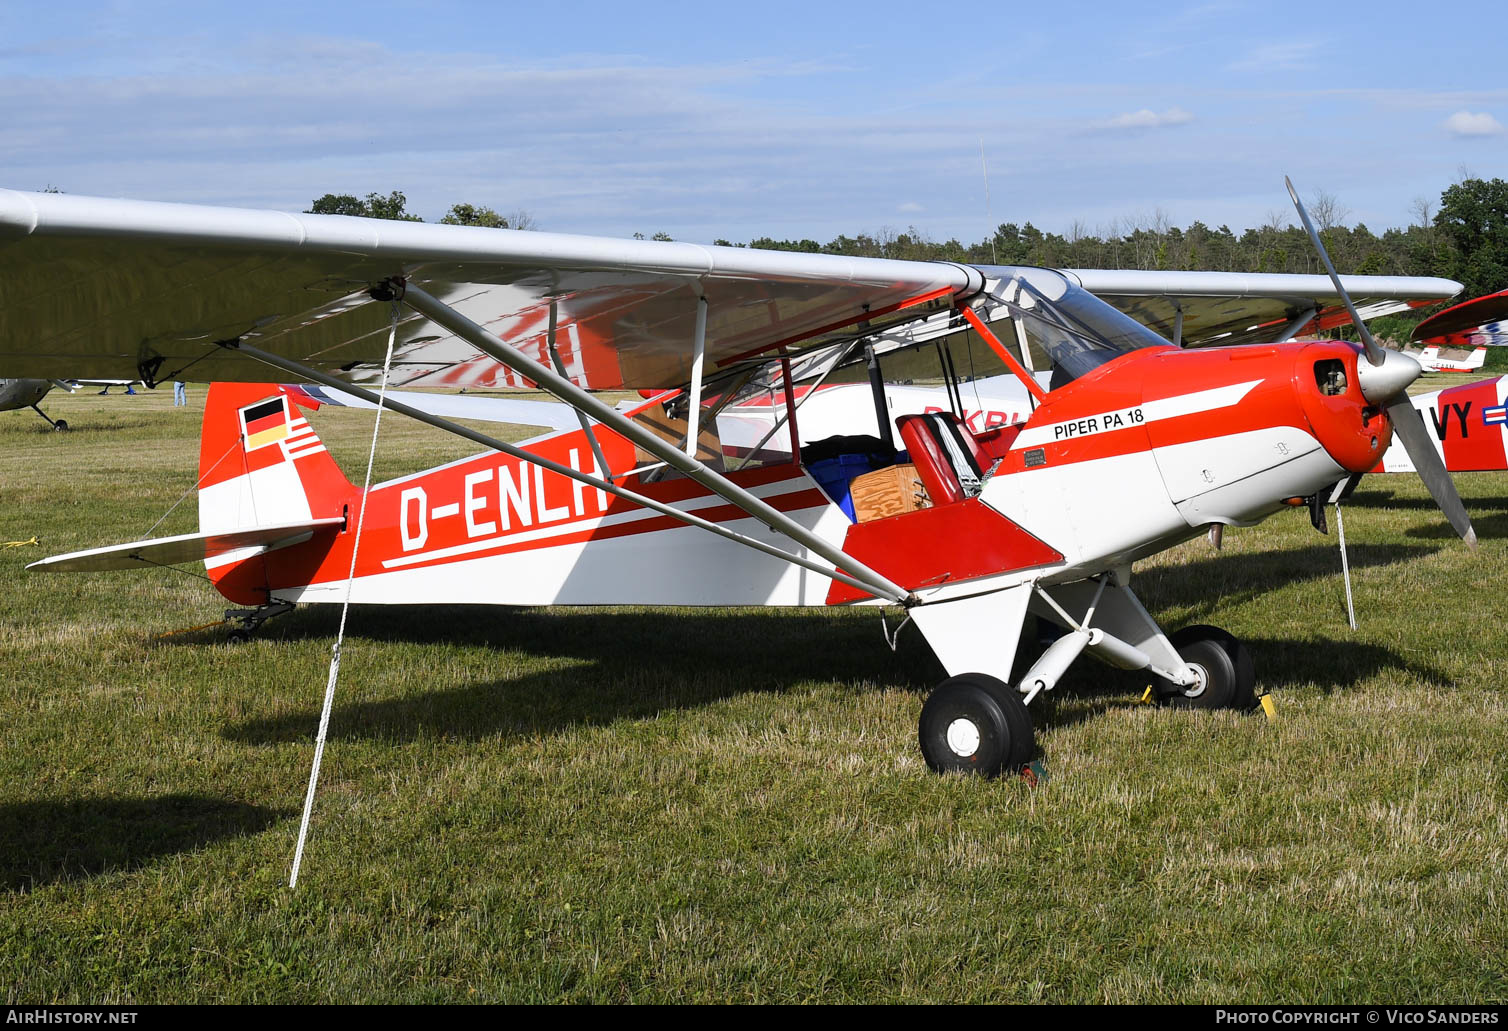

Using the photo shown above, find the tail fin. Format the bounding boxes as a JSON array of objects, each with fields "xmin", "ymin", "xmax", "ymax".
[
  {"xmin": 1469, "ymin": 347, "xmax": 1487, "ymax": 369},
  {"xmin": 199, "ymin": 383, "xmax": 356, "ymax": 601}
]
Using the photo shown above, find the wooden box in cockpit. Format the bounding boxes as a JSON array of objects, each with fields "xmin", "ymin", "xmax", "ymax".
[{"xmin": 849, "ymin": 463, "xmax": 928, "ymax": 522}]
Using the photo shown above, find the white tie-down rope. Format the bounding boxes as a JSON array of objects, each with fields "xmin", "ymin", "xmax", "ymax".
[
  {"xmin": 1335, "ymin": 503, "xmax": 1357, "ymax": 632},
  {"xmin": 290, "ymin": 300, "xmax": 400, "ymax": 888}
]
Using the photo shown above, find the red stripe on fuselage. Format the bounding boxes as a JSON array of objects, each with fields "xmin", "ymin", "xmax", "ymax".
[
  {"xmin": 996, "ymin": 342, "xmax": 1376, "ymax": 475},
  {"xmin": 253, "ymin": 439, "xmax": 828, "ymax": 594}
]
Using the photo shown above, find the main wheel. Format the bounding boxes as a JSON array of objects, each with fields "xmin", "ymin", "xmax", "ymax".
[
  {"xmin": 918, "ymin": 673, "xmax": 1035, "ymax": 777},
  {"xmin": 1156, "ymin": 625, "xmax": 1255, "ymax": 710},
  {"xmin": 53, "ymin": 419, "xmax": 68, "ymax": 432}
]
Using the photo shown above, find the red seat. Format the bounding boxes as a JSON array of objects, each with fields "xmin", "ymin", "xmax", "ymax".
[
  {"xmin": 973, "ymin": 423, "xmax": 1024, "ymax": 465},
  {"xmin": 896, "ymin": 413, "xmax": 985, "ymax": 505}
]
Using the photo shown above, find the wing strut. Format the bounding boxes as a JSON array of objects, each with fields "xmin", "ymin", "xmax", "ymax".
[
  {"xmin": 225, "ymin": 343, "xmax": 910, "ymax": 606},
  {"xmin": 684, "ymin": 296, "xmax": 709, "ymax": 456},
  {"xmin": 390, "ymin": 279, "xmax": 913, "ymax": 604},
  {"xmin": 545, "ymin": 299, "xmax": 614, "ymax": 481},
  {"xmin": 1275, "ymin": 307, "xmax": 1317, "ymax": 342}
]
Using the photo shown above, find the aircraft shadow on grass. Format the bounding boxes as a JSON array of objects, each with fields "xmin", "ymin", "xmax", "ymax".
[
  {"xmin": 1132, "ymin": 541, "xmax": 1440, "ymax": 624},
  {"xmin": 1406, "ymin": 510, "xmax": 1508, "ymax": 540},
  {"xmin": 219, "ymin": 591, "xmax": 1449, "ymax": 747},
  {"xmin": 220, "ymin": 607, "xmax": 946, "ymax": 746},
  {"xmin": 1346, "ymin": 487, "xmax": 1508, "ymax": 514},
  {"xmin": 1036, "ymin": 633, "xmax": 1451, "ymax": 731},
  {"xmin": 0, "ymin": 794, "xmax": 288, "ymax": 891}
]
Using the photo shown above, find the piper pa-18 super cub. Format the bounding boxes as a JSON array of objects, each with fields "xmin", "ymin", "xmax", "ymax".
[{"xmin": 2, "ymin": 181, "xmax": 1478, "ymax": 777}]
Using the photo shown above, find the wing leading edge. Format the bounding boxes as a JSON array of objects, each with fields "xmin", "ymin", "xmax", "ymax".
[{"xmin": 1065, "ymin": 268, "xmax": 1461, "ymax": 348}]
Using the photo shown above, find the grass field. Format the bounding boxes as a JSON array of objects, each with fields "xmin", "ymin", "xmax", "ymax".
[{"xmin": 2, "ymin": 381, "xmax": 1507, "ymax": 1004}]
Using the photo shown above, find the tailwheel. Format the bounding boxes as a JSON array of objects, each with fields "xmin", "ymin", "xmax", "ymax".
[
  {"xmin": 223, "ymin": 601, "xmax": 294, "ymax": 643},
  {"xmin": 1156, "ymin": 625, "xmax": 1256, "ymax": 710},
  {"xmin": 918, "ymin": 672, "xmax": 1035, "ymax": 778}
]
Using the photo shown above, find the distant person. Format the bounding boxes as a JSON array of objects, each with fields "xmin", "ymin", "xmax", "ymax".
[
  {"xmin": 98, "ymin": 383, "xmax": 137, "ymax": 395},
  {"xmin": 174, "ymin": 381, "xmax": 187, "ymax": 406}
]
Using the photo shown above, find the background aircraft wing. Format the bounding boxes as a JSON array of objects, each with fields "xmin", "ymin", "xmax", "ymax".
[
  {"xmin": 0, "ymin": 189, "xmax": 979, "ymax": 392},
  {"xmin": 1064, "ymin": 269, "xmax": 1460, "ymax": 347},
  {"xmin": 1411, "ymin": 287, "xmax": 1508, "ymax": 344}
]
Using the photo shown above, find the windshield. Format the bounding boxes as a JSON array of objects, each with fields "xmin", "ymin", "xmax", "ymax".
[{"xmin": 981, "ymin": 267, "xmax": 1172, "ymax": 383}]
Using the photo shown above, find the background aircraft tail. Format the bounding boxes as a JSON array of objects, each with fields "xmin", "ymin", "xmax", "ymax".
[{"xmin": 198, "ymin": 383, "xmax": 356, "ymax": 602}]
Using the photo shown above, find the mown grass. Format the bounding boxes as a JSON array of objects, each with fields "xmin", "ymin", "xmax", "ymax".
[{"xmin": 2, "ymin": 384, "xmax": 1506, "ymax": 1003}]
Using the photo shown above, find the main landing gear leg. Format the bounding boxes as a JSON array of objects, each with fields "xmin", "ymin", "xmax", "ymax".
[
  {"xmin": 918, "ymin": 672, "xmax": 1035, "ymax": 778},
  {"xmin": 1152, "ymin": 625, "xmax": 1256, "ymax": 710},
  {"xmin": 224, "ymin": 601, "xmax": 294, "ymax": 642},
  {"xmin": 908, "ymin": 584, "xmax": 1039, "ymax": 778},
  {"xmin": 1028, "ymin": 579, "xmax": 1256, "ymax": 711},
  {"xmin": 31, "ymin": 405, "xmax": 67, "ymax": 431},
  {"xmin": 908, "ymin": 578, "xmax": 1260, "ymax": 778}
]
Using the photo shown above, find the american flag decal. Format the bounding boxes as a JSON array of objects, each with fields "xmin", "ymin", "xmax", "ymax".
[{"xmin": 280, "ymin": 415, "xmax": 326, "ymax": 461}]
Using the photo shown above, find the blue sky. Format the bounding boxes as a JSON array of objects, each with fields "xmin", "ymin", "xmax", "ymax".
[{"xmin": 3, "ymin": 0, "xmax": 1505, "ymax": 244}]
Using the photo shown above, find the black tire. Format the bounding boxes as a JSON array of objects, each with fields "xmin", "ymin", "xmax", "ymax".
[
  {"xmin": 918, "ymin": 673, "xmax": 1035, "ymax": 777},
  {"xmin": 53, "ymin": 420, "xmax": 68, "ymax": 432},
  {"xmin": 1156, "ymin": 625, "xmax": 1255, "ymax": 710},
  {"xmin": 226, "ymin": 628, "xmax": 251, "ymax": 644}
]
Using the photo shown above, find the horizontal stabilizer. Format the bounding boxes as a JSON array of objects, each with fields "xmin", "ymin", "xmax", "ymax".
[{"xmin": 26, "ymin": 517, "xmax": 345, "ymax": 573}]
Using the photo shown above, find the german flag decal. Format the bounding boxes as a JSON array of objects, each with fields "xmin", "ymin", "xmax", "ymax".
[{"xmin": 240, "ymin": 396, "xmax": 291, "ymax": 451}]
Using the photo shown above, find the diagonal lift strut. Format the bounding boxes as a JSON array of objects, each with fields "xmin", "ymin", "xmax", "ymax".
[
  {"xmin": 392, "ymin": 279, "xmax": 912, "ymax": 604},
  {"xmin": 225, "ymin": 332, "xmax": 911, "ymax": 606}
]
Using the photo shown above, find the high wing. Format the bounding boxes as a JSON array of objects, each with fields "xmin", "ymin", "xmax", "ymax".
[
  {"xmin": 2, "ymin": 190, "xmax": 1465, "ymax": 395},
  {"xmin": 0, "ymin": 189, "xmax": 978, "ymax": 391},
  {"xmin": 1065, "ymin": 269, "xmax": 1460, "ymax": 348}
]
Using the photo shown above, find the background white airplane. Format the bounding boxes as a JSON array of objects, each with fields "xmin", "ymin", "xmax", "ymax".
[{"xmin": 1413, "ymin": 345, "xmax": 1487, "ymax": 373}]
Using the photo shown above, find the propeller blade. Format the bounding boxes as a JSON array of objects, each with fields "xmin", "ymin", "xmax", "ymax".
[
  {"xmin": 1386, "ymin": 396, "xmax": 1478, "ymax": 549},
  {"xmin": 1284, "ymin": 176, "xmax": 1387, "ymax": 368}
]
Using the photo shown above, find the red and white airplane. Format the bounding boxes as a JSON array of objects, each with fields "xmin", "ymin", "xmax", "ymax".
[{"xmin": 2, "ymin": 182, "xmax": 1478, "ymax": 777}]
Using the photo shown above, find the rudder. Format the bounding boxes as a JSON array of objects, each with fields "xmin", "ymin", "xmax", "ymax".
[{"xmin": 198, "ymin": 383, "xmax": 356, "ymax": 601}]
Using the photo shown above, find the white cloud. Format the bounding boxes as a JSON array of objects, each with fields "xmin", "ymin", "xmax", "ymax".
[
  {"xmin": 1443, "ymin": 111, "xmax": 1504, "ymax": 137},
  {"xmin": 1097, "ymin": 107, "xmax": 1194, "ymax": 130},
  {"xmin": 898, "ymin": 201, "xmax": 924, "ymax": 213}
]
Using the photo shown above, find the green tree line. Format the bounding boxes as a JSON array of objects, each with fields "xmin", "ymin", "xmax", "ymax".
[
  {"xmin": 306, "ymin": 191, "xmax": 536, "ymax": 230},
  {"xmin": 308, "ymin": 179, "xmax": 1508, "ymax": 310}
]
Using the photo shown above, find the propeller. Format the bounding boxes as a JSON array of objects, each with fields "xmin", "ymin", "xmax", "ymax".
[{"xmin": 1285, "ymin": 177, "xmax": 1477, "ymax": 550}]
